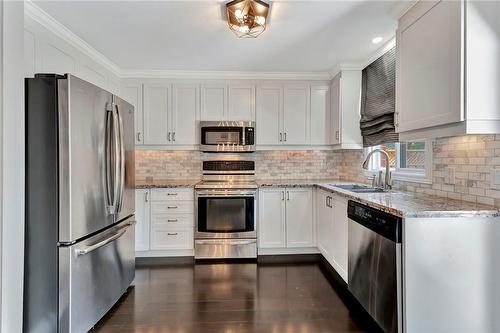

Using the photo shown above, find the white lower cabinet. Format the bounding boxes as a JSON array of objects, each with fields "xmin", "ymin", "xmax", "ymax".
[
  {"xmin": 315, "ymin": 188, "xmax": 348, "ymax": 282},
  {"xmin": 135, "ymin": 189, "xmax": 150, "ymax": 252},
  {"xmin": 258, "ymin": 187, "xmax": 314, "ymax": 250},
  {"xmin": 134, "ymin": 188, "xmax": 194, "ymax": 255}
]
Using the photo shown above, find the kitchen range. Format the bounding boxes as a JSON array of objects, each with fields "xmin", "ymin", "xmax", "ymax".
[{"xmin": 194, "ymin": 160, "xmax": 258, "ymax": 259}]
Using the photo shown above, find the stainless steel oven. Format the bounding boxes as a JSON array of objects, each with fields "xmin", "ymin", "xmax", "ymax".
[
  {"xmin": 194, "ymin": 160, "xmax": 257, "ymax": 259},
  {"xmin": 200, "ymin": 121, "xmax": 255, "ymax": 152}
]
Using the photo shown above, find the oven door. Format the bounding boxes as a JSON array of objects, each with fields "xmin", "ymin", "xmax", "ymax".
[{"xmin": 195, "ymin": 190, "xmax": 256, "ymax": 239}]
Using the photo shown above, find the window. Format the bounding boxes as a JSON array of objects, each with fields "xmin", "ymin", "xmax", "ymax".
[{"xmin": 366, "ymin": 140, "xmax": 432, "ymax": 183}]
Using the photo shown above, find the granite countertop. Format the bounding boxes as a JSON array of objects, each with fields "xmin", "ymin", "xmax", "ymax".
[
  {"xmin": 257, "ymin": 179, "xmax": 500, "ymax": 218},
  {"xmin": 135, "ymin": 179, "xmax": 200, "ymax": 189}
]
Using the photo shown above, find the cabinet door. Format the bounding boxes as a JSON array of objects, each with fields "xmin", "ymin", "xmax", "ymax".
[
  {"xmin": 316, "ymin": 190, "xmax": 333, "ymax": 258},
  {"xmin": 256, "ymin": 85, "xmax": 282, "ymax": 145},
  {"xmin": 135, "ymin": 189, "xmax": 150, "ymax": 252},
  {"xmin": 200, "ymin": 83, "xmax": 227, "ymax": 120},
  {"xmin": 143, "ymin": 83, "xmax": 170, "ymax": 144},
  {"xmin": 228, "ymin": 84, "xmax": 255, "ymax": 121},
  {"xmin": 171, "ymin": 84, "xmax": 199, "ymax": 145},
  {"xmin": 121, "ymin": 84, "xmax": 144, "ymax": 145},
  {"xmin": 310, "ymin": 84, "xmax": 330, "ymax": 145},
  {"xmin": 258, "ymin": 188, "xmax": 286, "ymax": 248},
  {"xmin": 285, "ymin": 188, "xmax": 313, "ymax": 248},
  {"xmin": 397, "ymin": 1, "xmax": 463, "ymax": 133},
  {"xmin": 331, "ymin": 196, "xmax": 348, "ymax": 282},
  {"xmin": 283, "ymin": 84, "xmax": 310, "ymax": 145},
  {"xmin": 330, "ymin": 74, "xmax": 341, "ymax": 144}
]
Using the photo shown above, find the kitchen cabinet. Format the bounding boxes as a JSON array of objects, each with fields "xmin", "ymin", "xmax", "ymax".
[
  {"xmin": 256, "ymin": 85, "xmax": 282, "ymax": 145},
  {"xmin": 143, "ymin": 83, "xmax": 170, "ymax": 144},
  {"xmin": 135, "ymin": 189, "xmax": 150, "ymax": 251},
  {"xmin": 135, "ymin": 188, "xmax": 194, "ymax": 255},
  {"xmin": 121, "ymin": 83, "xmax": 144, "ymax": 145},
  {"xmin": 258, "ymin": 188, "xmax": 286, "ymax": 248},
  {"xmin": 171, "ymin": 84, "xmax": 199, "ymax": 145},
  {"xmin": 330, "ymin": 70, "xmax": 363, "ymax": 149},
  {"xmin": 228, "ymin": 83, "xmax": 255, "ymax": 121},
  {"xmin": 286, "ymin": 188, "xmax": 314, "ymax": 248},
  {"xmin": 258, "ymin": 187, "xmax": 313, "ymax": 249},
  {"xmin": 310, "ymin": 84, "xmax": 331, "ymax": 145},
  {"xmin": 396, "ymin": 0, "xmax": 500, "ymax": 140},
  {"xmin": 200, "ymin": 83, "xmax": 227, "ymax": 120},
  {"xmin": 315, "ymin": 189, "xmax": 348, "ymax": 282},
  {"xmin": 283, "ymin": 84, "xmax": 310, "ymax": 145}
]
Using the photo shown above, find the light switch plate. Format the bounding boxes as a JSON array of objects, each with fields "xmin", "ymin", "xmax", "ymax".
[
  {"xmin": 444, "ymin": 167, "xmax": 455, "ymax": 185},
  {"xmin": 490, "ymin": 168, "xmax": 500, "ymax": 189}
]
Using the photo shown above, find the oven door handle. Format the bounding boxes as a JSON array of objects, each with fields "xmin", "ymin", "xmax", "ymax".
[
  {"xmin": 196, "ymin": 239, "xmax": 256, "ymax": 246},
  {"xmin": 196, "ymin": 191, "xmax": 256, "ymax": 197}
]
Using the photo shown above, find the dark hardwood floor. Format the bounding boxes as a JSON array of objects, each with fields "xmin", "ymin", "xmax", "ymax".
[{"xmin": 92, "ymin": 262, "xmax": 377, "ymax": 333}]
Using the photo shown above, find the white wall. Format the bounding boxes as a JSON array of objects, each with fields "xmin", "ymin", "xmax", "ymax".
[
  {"xmin": 1, "ymin": 1, "xmax": 25, "ymax": 332},
  {"xmin": 24, "ymin": 2, "xmax": 120, "ymax": 94}
]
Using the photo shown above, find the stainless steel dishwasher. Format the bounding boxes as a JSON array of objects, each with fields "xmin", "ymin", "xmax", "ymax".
[{"xmin": 347, "ymin": 200, "xmax": 403, "ymax": 333}]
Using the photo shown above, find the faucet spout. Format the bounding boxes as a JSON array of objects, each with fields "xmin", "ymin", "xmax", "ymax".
[{"xmin": 362, "ymin": 148, "xmax": 392, "ymax": 190}]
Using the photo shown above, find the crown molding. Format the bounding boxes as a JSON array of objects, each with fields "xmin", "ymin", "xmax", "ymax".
[
  {"xmin": 119, "ymin": 69, "xmax": 333, "ymax": 81},
  {"xmin": 329, "ymin": 62, "xmax": 363, "ymax": 78},
  {"xmin": 389, "ymin": 0, "xmax": 418, "ymax": 20},
  {"xmin": 361, "ymin": 38, "xmax": 396, "ymax": 68},
  {"xmin": 24, "ymin": 0, "xmax": 122, "ymax": 77}
]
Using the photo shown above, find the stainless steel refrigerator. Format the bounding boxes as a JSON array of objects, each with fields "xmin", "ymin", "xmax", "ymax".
[{"xmin": 24, "ymin": 74, "xmax": 136, "ymax": 333}]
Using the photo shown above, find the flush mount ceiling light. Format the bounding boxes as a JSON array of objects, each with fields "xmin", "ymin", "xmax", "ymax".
[
  {"xmin": 226, "ymin": 0, "xmax": 270, "ymax": 38},
  {"xmin": 372, "ymin": 36, "xmax": 383, "ymax": 44}
]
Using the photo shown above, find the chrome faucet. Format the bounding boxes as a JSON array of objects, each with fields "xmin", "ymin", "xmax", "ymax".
[{"xmin": 362, "ymin": 149, "xmax": 392, "ymax": 191}]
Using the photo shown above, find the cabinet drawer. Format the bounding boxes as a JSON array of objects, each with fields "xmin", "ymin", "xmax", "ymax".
[
  {"xmin": 150, "ymin": 188, "xmax": 194, "ymax": 202},
  {"xmin": 151, "ymin": 201, "xmax": 194, "ymax": 214},
  {"xmin": 151, "ymin": 214, "xmax": 194, "ymax": 227},
  {"xmin": 150, "ymin": 228, "xmax": 193, "ymax": 250}
]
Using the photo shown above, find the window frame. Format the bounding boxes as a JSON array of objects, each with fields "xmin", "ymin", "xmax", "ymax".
[{"xmin": 364, "ymin": 139, "xmax": 433, "ymax": 184}]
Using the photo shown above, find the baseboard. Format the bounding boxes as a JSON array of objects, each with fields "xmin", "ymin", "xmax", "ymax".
[
  {"xmin": 257, "ymin": 247, "xmax": 320, "ymax": 255},
  {"xmin": 257, "ymin": 253, "xmax": 322, "ymax": 264},
  {"xmin": 136, "ymin": 256, "xmax": 194, "ymax": 267}
]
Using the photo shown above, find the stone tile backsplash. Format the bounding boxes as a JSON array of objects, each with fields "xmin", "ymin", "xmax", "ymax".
[{"xmin": 136, "ymin": 134, "xmax": 500, "ymax": 207}]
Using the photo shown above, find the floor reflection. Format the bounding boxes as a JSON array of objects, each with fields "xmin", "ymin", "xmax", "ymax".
[{"xmin": 92, "ymin": 262, "xmax": 370, "ymax": 333}]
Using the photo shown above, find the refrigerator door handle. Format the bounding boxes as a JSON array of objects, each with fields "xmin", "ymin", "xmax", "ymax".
[
  {"xmin": 114, "ymin": 103, "xmax": 126, "ymax": 213},
  {"xmin": 105, "ymin": 105, "xmax": 116, "ymax": 214},
  {"xmin": 74, "ymin": 221, "xmax": 135, "ymax": 256}
]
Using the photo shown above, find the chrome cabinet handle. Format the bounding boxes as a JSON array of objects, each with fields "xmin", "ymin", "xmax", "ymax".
[
  {"xmin": 281, "ymin": 191, "xmax": 285, "ymax": 201},
  {"xmin": 335, "ymin": 131, "xmax": 339, "ymax": 140},
  {"xmin": 326, "ymin": 196, "xmax": 329, "ymax": 207},
  {"xmin": 145, "ymin": 191, "xmax": 149, "ymax": 203},
  {"xmin": 287, "ymin": 191, "xmax": 290, "ymax": 201},
  {"xmin": 279, "ymin": 133, "xmax": 283, "ymax": 142},
  {"xmin": 75, "ymin": 221, "xmax": 135, "ymax": 256},
  {"xmin": 167, "ymin": 193, "xmax": 178, "ymax": 196},
  {"xmin": 172, "ymin": 132, "xmax": 176, "ymax": 142},
  {"xmin": 167, "ymin": 219, "xmax": 178, "ymax": 222},
  {"xmin": 167, "ymin": 232, "xmax": 178, "ymax": 236},
  {"xmin": 167, "ymin": 132, "xmax": 171, "ymax": 141},
  {"xmin": 167, "ymin": 206, "xmax": 178, "ymax": 209},
  {"xmin": 284, "ymin": 133, "xmax": 287, "ymax": 142},
  {"xmin": 136, "ymin": 132, "xmax": 142, "ymax": 142}
]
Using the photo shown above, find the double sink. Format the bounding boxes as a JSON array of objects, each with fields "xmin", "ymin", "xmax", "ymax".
[{"xmin": 330, "ymin": 184, "xmax": 386, "ymax": 194}]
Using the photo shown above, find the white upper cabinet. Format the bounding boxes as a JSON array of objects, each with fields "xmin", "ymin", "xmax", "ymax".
[
  {"xmin": 228, "ymin": 83, "xmax": 255, "ymax": 121},
  {"xmin": 171, "ymin": 84, "xmax": 199, "ymax": 145},
  {"xmin": 143, "ymin": 83, "xmax": 170, "ymax": 144},
  {"xmin": 285, "ymin": 188, "xmax": 314, "ymax": 248},
  {"xmin": 283, "ymin": 84, "xmax": 310, "ymax": 145},
  {"xmin": 397, "ymin": 0, "xmax": 500, "ymax": 140},
  {"xmin": 330, "ymin": 71, "xmax": 363, "ymax": 149},
  {"xmin": 256, "ymin": 85, "xmax": 282, "ymax": 145},
  {"xmin": 200, "ymin": 83, "xmax": 227, "ymax": 121},
  {"xmin": 310, "ymin": 84, "xmax": 331, "ymax": 145},
  {"xmin": 121, "ymin": 83, "xmax": 144, "ymax": 145}
]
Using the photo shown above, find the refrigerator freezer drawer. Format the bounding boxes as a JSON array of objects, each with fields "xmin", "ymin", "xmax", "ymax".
[{"xmin": 58, "ymin": 218, "xmax": 135, "ymax": 333}]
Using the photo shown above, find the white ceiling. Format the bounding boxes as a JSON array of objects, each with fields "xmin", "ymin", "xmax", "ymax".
[{"xmin": 34, "ymin": 0, "xmax": 400, "ymax": 73}]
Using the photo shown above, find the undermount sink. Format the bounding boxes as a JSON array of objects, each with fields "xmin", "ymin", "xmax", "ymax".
[{"xmin": 329, "ymin": 184, "xmax": 386, "ymax": 193}]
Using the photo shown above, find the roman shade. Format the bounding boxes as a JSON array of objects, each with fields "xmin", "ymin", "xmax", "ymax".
[{"xmin": 360, "ymin": 46, "xmax": 398, "ymax": 147}]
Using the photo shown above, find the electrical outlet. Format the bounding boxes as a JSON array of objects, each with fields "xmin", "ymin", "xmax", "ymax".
[{"xmin": 444, "ymin": 167, "xmax": 455, "ymax": 185}]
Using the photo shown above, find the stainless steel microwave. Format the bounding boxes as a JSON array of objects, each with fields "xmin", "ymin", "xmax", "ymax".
[{"xmin": 200, "ymin": 121, "xmax": 255, "ymax": 152}]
